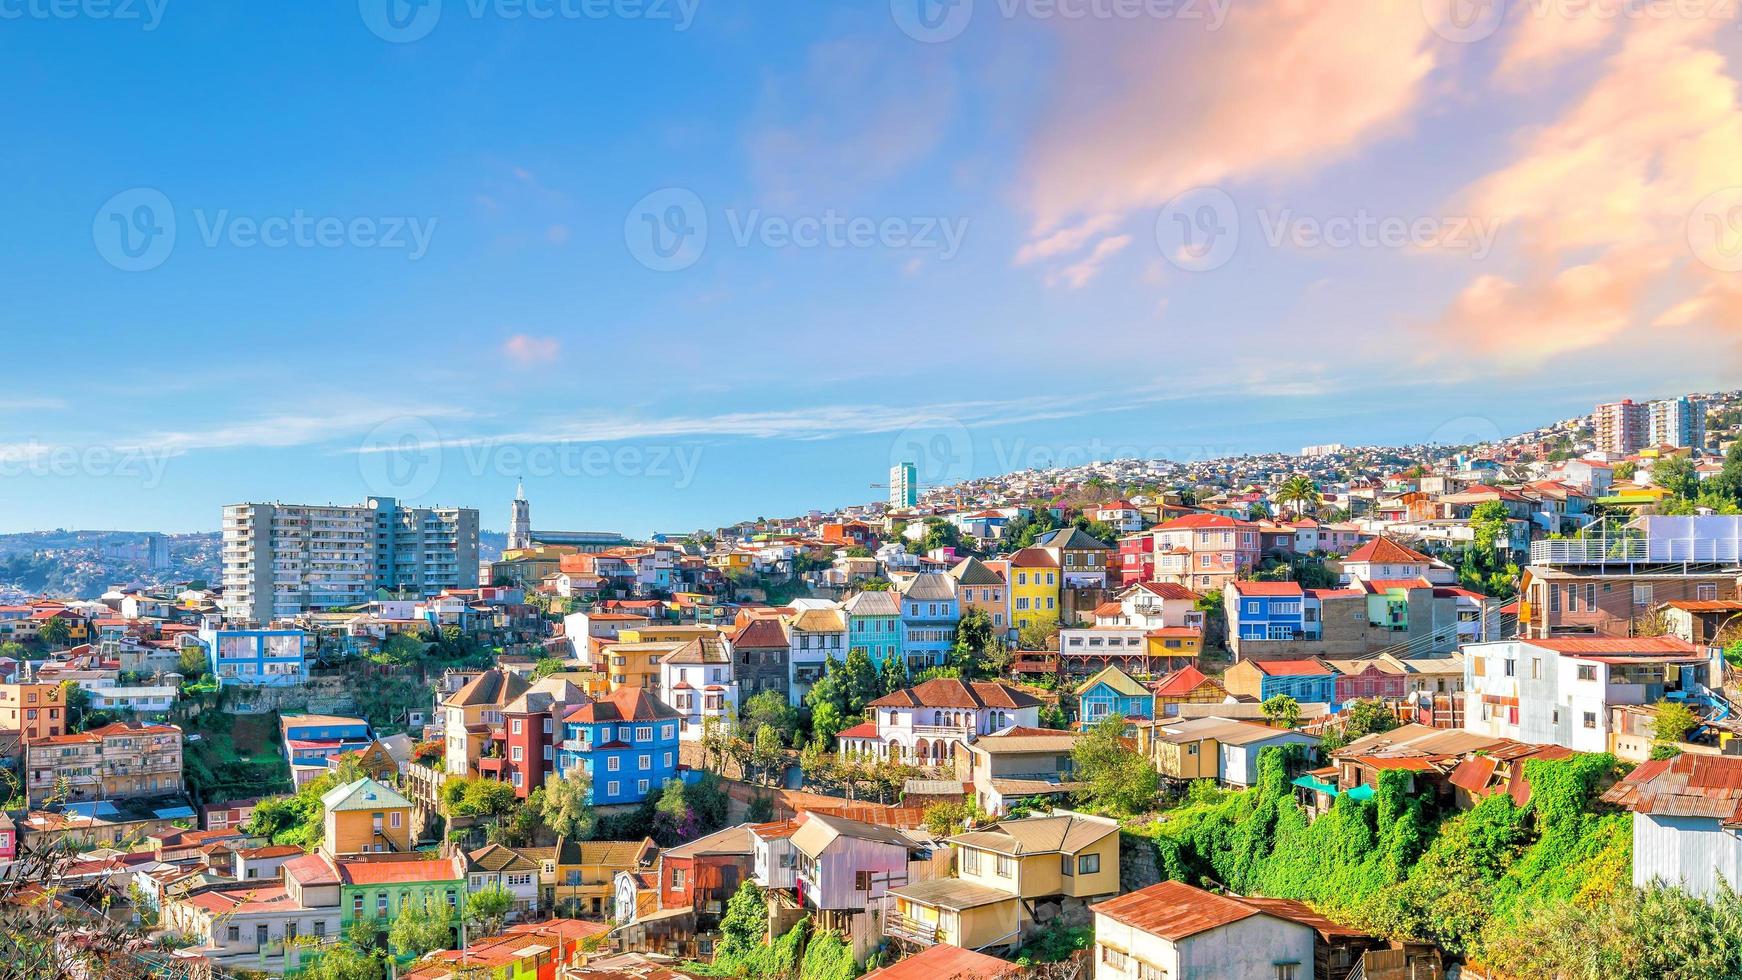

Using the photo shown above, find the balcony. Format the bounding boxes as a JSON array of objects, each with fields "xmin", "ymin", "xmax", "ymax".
[
  {"xmin": 885, "ymin": 914, "xmax": 939, "ymax": 946},
  {"xmin": 911, "ymin": 724, "xmax": 973, "ymax": 739}
]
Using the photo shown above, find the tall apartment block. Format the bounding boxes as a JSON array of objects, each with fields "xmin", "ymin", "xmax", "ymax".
[
  {"xmin": 1649, "ymin": 396, "xmax": 1707, "ymax": 450},
  {"xmin": 1593, "ymin": 399, "xmax": 1649, "ymax": 456},
  {"xmin": 889, "ymin": 461, "xmax": 918, "ymax": 509},
  {"xmin": 221, "ymin": 496, "xmax": 478, "ymax": 624}
]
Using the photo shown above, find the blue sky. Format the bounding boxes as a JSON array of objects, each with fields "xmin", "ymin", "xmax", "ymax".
[{"xmin": 2, "ymin": 1, "xmax": 1739, "ymax": 535}]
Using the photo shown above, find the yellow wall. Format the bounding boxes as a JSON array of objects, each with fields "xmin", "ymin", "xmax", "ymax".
[
  {"xmin": 1010, "ymin": 567, "xmax": 1058, "ymax": 631},
  {"xmin": 1060, "ymin": 833, "xmax": 1120, "ymax": 898},
  {"xmin": 324, "ymin": 805, "xmax": 413, "ymax": 857},
  {"xmin": 1153, "ymin": 738, "xmax": 1217, "ymax": 780}
]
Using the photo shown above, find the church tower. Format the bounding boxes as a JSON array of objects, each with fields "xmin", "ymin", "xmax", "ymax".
[{"xmin": 508, "ymin": 481, "xmax": 532, "ymax": 551}]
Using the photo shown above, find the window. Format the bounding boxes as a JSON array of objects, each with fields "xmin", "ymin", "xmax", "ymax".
[
  {"xmin": 635, "ymin": 726, "xmax": 653, "ymax": 741},
  {"xmin": 1100, "ymin": 945, "xmax": 1127, "ymax": 969},
  {"xmin": 1530, "ymin": 659, "xmax": 1541, "ymax": 680},
  {"xmin": 511, "ymin": 718, "xmax": 523, "ymax": 734},
  {"xmin": 377, "ymin": 893, "xmax": 389, "ymax": 916},
  {"xmin": 227, "ymin": 926, "xmax": 240, "ymax": 942},
  {"xmin": 672, "ymin": 867, "xmax": 686, "ymax": 888},
  {"xmin": 1503, "ymin": 659, "xmax": 1516, "ymax": 677},
  {"xmin": 639, "ymin": 754, "xmax": 651, "ymax": 770},
  {"xmin": 997, "ymin": 854, "xmax": 1015, "ymax": 878},
  {"xmin": 1078, "ymin": 853, "xmax": 1100, "ymax": 875},
  {"xmin": 1061, "ymin": 853, "xmax": 1074, "ymax": 876},
  {"xmin": 961, "ymin": 848, "xmax": 980, "ymax": 874},
  {"xmin": 1583, "ymin": 712, "xmax": 1597, "ymax": 729},
  {"xmin": 1577, "ymin": 664, "xmax": 1597, "ymax": 681},
  {"xmin": 390, "ymin": 811, "xmax": 401, "ymax": 829},
  {"xmin": 608, "ymin": 756, "xmax": 621, "ymax": 771},
  {"xmin": 313, "ymin": 921, "xmax": 326, "ymax": 938},
  {"xmin": 352, "ymin": 894, "xmax": 364, "ymax": 916},
  {"xmin": 1698, "ymin": 583, "xmax": 1719, "ymax": 601},
  {"xmin": 855, "ymin": 870, "xmax": 873, "ymax": 891},
  {"xmin": 1275, "ymin": 965, "xmax": 1299, "ymax": 980},
  {"xmin": 1633, "ymin": 584, "xmax": 1654, "ymax": 608},
  {"xmin": 608, "ymin": 780, "xmax": 620, "ymax": 796}
]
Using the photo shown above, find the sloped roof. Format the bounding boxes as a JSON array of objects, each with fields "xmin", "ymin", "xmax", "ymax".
[
  {"xmin": 319, "ymin": 777, "xmax": 410, "ymax": 813},
  {"xmin": 1603, "ymin": 754, "xmax": 1742, "ymax": 827},
  {"xmin": 1075, "ymin": 665, "xmax": 1150, "ymax": 699},
  {"xmin": 1092, "ymin": 881, "xmax": 1264, "ymax": 940},
  {"xmin": 1345, "ymin": 537, "xmax": 1432, "ymax": 565},
  {"xmin": 862, "ymin": 943, "xmax": 1022, "ymax": 980},
  {"xmin": 1035, "ymin": 527, "xmax": 1113, "ymax": 551},
  {"xmin": 662, "ymin": 636, "xmax": 730, "ymax": 665},
  {"xmin": 950, "ymin": 811, "xmax": 1117, "ymax": 856},
  {"xmin": 949, "ymin": 557, "xmax": 1006, "ymax": 587},
  {"xmin": 791, "ymin": 608, "xmax": 846, "ymax": 632},
  {"xmin": 563, "ymin": 686, "xmax": 679, "ymax": 724},
  {"xmin": 1006, "ymin": 547, "xmax": 1058, "ymax": 568},
  {"xmin": 1151, "ymin": 665, "xmax": 1222, "ymax": 697},
  {"xmin": 1229, "ymin": 580, "xmax": 1304, "ymax": 597},
  {"xmin": 1123, "ymin": 582, "xmax": 1201, "ymax": 601},
  {"xmin": 868, "ymin": 679, "xmax": 1040, "ymax": 710},
  {"xmin": 843, "ymin": 590, "xmax": 902, "ymax": 617},
  {"xmin": 1247, "ymin": 658, "xmax": 1333, "ymax": 677},
  {"xmin": 661, "ymin": 823, "xmax": 755, "ymax": 859},
  {"xmin": 897, "ymin": 572, "xmax": 956, "ymax": 601},
  {"xmin": 445, "ymin": 668, "xmax": 531, "ymax": 708},
  {"xmin": 790, "ymin": 811, "xmax": 918, "ymax": 858},
  {"xmin": 468, "ymin": 843, "xmax": 539, "ymax": 874},
  {"xmin": 730, "ymin": 618, "xmax": 789, "ymax": 648},
  {"xmin": 337, "ymin": 854, "xmax": 463, "ymax": 886}
]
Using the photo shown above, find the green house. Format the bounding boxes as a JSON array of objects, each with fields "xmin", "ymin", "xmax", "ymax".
[{"xmin": 335, "ymin": 853, "xmax": 465, "ymax": 938}]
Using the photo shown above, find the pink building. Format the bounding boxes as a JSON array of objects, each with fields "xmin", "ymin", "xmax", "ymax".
[{"xmin": 1149, "ymin": 515, "xmax": 1262, "ymax": 593}]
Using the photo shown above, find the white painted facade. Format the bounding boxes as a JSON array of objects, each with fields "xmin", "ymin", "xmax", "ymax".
[
  {"xmin": 1632, "ymin": 812, "xmax": 1742, "ymax": 900},
  {"xmin": 1093, "ymin": 908, "xmax": 1316, "ymax": 980}
]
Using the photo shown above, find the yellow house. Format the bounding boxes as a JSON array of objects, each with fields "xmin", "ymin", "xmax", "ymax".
[
  {"xmin": 888, "ymin": 810, "xmax": 1120, "ymax": 951},
  {"xmin": 1006, "ymin": 548, "xmax": 1059, "ymax": 633},
  {"xmin": 1145, "ymin": 626, "xmax": 1203, "ymax": 662},
  {"xmin": 616, "ymin": 625, "xmax": 724, "ymax": 646},
  {"xmin": 319, "ymin": 777, "xmax": 413, "ymax": 859},
  {"xmin": 542, "ymin": 836, "xmax": 658, "ymax": 917},
  {"xmin": 598, "ymin": 640, "xmax": 684, "ymax": 692},
  {"xmin": 706, "ymin": 552, "xmax": 753, "ymax": 574},
  {"xmin": 1137, "ymin": 719, "xmax": 1222, "ymax": 781}
]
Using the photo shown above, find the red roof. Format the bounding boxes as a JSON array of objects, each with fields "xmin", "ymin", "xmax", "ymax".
[
  {"xmin": 730, "ymin": 618, "xmax": 788, "ymax": 648},
  {"xmin": 338, "ymin": 855, "xmax": 462, "ymax": 886},
  {"xmin": 863, "ymin": 944, "xmax": 1022, "ymax": 980},
  {"xmin": 1147, "ymin": 626, "xmax": 1202, "ymax": 638},
  {"xmin": 836, "ymin": 722, "xmax": 879, "ymax": 739},
  {"xmin": 1128, "ymin": 582, "xmax": 1201, "ymax": 601},
  {"xmin": 1151, "ymin": 665, "xmax": 1220, "ymax": 697},
  {"xmin": 1345, "ymin": 537, "xmax": 1432, "ymax": 565},
  {"xmin": 868, "ymin": 679, "xmax": 1041, "ymax": 711},
  {"xmin": 1006, "ymin": 547, "xmax": 1058, "ymax": 568},
  {"xmin": 563, "ymin": 686, "xmax": 680, "ymax": 724},
  {"xmin": 1230, "ymin": 580, "xmax": 1304, "ymax": 597},
  {"xmin": 1526, "ymin": 636, "xmax": 1698, "ymax": 656},
  {"xmin": 1157, "ymin": 514, "xmax": 1254, "ymax": 531},
  {"xmin": 1091, "ymin": 881, "xmax": 1260, "ymax": 940},
  {"xmin": 1248, "ymin": 659, "xmax": 1332, "ymax": 677},
  {"xmin": 1361, "ymin": 578, "xmax": 1435, "ymax": 592}
]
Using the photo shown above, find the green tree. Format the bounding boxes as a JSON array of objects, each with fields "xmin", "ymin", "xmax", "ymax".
[
  {"xmin": 921, "ymin": 520, "xmax": 963, "ymax": 555},
  {"xmin": 716, "ymin": 881, "xmax": 768, "ymax": 962},
  {"xmin": 541, "ymin": 765, "xmax": 597, "ymax": 840},
  {"xmin": 463, "ymin": 882, "xmax": 514, "ymax": 940},
  {"xmin": 389, "ymin": 891, "xmax": 453, "ymax": 957},
  {"xmin": 1653, "ymin": 455, "xmax": 1699, "ymax": 501},
  {"xmin": 1261, "ymin": 694, "xmax": 1302, "ymax": 730},
  {"xmin": 877, "ymin": 653, "xmax": 908, "ymax": 695},
  {"xmin": 741, "ymin": 689, "xmax": 798, "ymax": 744},
  {"xmin": 531, "ymin": 657, "xmax": 569, "ymax": 680},
  {"xmin": 300, "ymin": 941, "xmax": 384, "ymax": 980},
  {"xmin": 1017, "ymin": 613, "xmax": 1059, "ymax": 651},
  {"xmin": 1072, "ymin": 715, "xmax": 1159, "ymax": 814},
  {"xmin": 750, "ymin": 724, "xmax": 785, "ymax": 786},
  {"xmin": 1652, "ymin": 699, "xmax": 1699, "ymax": 749},
  {"xmin": 1277, "ymin": 475, "xmax": 1318, "ymax": 516},
  {"xmin": 440, "ymin": 776, "xmax": 520, "ymax": 818},
  {"xmin": 804, "ymin": 664, "xmax": 852, "ymax": 748},
  {"xmin": 839, "ymin": 648, "xmax": 881, "ymax": 713},
  {"xmin": 36, "ymin": 616, "xmax": 70, "ymax": 649},
  {"xmin": 176, "ymin": 645, "xmax": 208, "ymax": 679},
  {"xmin": 1613, "ymin": 460, "xmax": 1638, "ymax": 482}
]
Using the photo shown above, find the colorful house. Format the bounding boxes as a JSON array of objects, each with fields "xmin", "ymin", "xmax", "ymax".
[
  {"xmin": 195, "ymin": 626, "xmax": 309, "ymax": 687},
  {"xmin": 1076, "ymin": 665, "xmax": 1155, "ymax": 724},
  {"xmin": 281, "ymin": 714, "xmax": 374, "ymax": 788},
  {"xmin": 1222, "ymin": 658, "xmax": 1339, "ymax": 706},
  {"xmin": 320, "ymin": 777, "xmax": 413, "ymax": 857},
  {"xmin": 897, "ymin": 573, "xmax": 960, "ymax": 669},
  {"xmin": 545, "ymin": 837, "xmax": 658, "ymax": 918},
  {"xmin": 555, "ymin": 688, "xmax": 680, "ymax": 806},
  {"xmin": 844, "ymin": 590, "xmax": 904, "ymax": 667},
  {"xmin": 1149, "ymin": 665, "xmax": 1229, "ymax": 716},
  {"xmin": 949, "ymin": 557, "xmax": 1010, "ymax": 637},
  {"xmin": 1006, "ymin": 548, "xmax": 1059, "ymax": 633},
  {"xmin": 336, "ymin": 853, "xmax": 464, "ymax": 940},
  {"xmin": 1035, "ymin": 527, "xmax": 1114, "ymax": 589}
]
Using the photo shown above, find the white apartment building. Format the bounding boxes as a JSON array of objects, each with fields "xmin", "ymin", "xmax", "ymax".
[
  {"xmin": 1648, "ymin": 396, "xmax": 1707, "ymax": 450},
  {"xmin": 221, "ymin": 496, "xmax": 477, "ymax": 624},
  {"xmin": 1463, "ymin": 637, "xmax": 1719, "ymax": 753}
]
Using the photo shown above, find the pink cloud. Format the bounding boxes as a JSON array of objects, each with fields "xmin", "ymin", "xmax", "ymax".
[
  {"xmin": 1018, "ymin": 0, "xmax": 1438, "ymax": 249},
  {"xmin": 502, "ymin": 334, "xmax": 560, "ymax": 366}
]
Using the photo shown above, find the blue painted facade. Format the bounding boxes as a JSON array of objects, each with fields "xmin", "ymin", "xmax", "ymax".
[
  {"xmin": 897, "ymin": 574, "xmax": 960, "ymax": 668},
  {"xmin": 281, "ymin": 716, "xmax": 373, "ymax": 768},
  {"xmin": 1078, "ymin": 680, "xmax": 1155, "ymax": 723},
  {"xmin": 198, "ymin": 626, "xmax": 309, "ymax": 687},
  {"xmin": 1255, "ymin": 671, "xmax": 1338, "ymax": 705},
  {"xmin": 556, "ymin": 696, "xmax": 681, "ymax": 806},
  {"xmin": 1228, "ymin": 585, "xmax": 1315, "ymax": 643}
]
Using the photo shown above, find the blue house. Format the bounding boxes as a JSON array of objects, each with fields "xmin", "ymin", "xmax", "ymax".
[
  {"xmin": 896, "ymin": 572, "xmax": 959, "ymax": 669},
  {"xmin": 279, "ymin": 713, "xmax": 374, "ymax": 787},
  {"xmin": 556, "ymin": 687, "xmax": 680, "ymax": 806},
  {"xmin": 1076, "ymin": 665, "xmax": 1155, "ymax": 724},
  {"xmin": 1228, "ymin": 658, "xmax": 1339, "ymax": 706},
  {"xmin": 843, "ymin": 590, "xmax": 903, "ymax": 667},
  {"xmin": 197, "ymin": 625, "xmax": 309, "ymax": 687}
]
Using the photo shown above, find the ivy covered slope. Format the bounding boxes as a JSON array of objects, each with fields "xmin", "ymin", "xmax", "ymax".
[{"xmin": 1135, "ymin": 746, "xmax": 1630, "ymax": 961}]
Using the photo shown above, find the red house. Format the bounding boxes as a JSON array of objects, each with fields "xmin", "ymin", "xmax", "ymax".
[
  {"xmin": 1325, "ymin": 658, "xmax": 1409, "ymax": 703},
  {"xmin": 482, "ymin": 679, "xmax": 587, "ymax": 798},
  {"xmin": 1118, "ymin": 532, "xmax": 1155, "ymax": 586},
  {"xmin": 657, "ymin": 823, "xmax": 755, "ymax": 926}
]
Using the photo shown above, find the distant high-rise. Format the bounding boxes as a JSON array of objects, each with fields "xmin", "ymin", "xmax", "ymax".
[
  {"xmin": 890, "ymin": 461, "xmax": 918, "ymax": 509},
  {"xmin": 221, "ymin": 496, "xmax": 478, "ymax": 625},
  {"xmin": 1594, "ymin": 399, "xmax": 1649, "ymax": 456},
  {"xmin": 1649, "ymin": 397, "xmax": 1707, "ymax": 450}
]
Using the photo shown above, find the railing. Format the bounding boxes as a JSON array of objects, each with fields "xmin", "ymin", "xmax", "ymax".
[
  {"xmin": 911, "ymin": 724, "xmax": 974, "ymax": 739},
  {"xmin": 1530, "ymin": 538, "xmax": 1648, "ymax": 564},
  {"xmin": 885, "ymin": 914, "xmax": 939, "ymax": 946}
]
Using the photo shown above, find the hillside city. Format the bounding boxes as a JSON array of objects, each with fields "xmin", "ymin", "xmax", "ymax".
[{"xmin": 4, "ymin": 390, "xmax": 1742, "ymax": 979}]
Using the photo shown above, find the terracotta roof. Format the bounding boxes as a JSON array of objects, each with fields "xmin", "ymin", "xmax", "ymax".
[
  {"xmin": 1156, "ymin": 514, "xmax": 1254, "ymax": 531},
  {"xmin": 1345, "ymin": 537, "xmax": 1432, "ymax": 565},
  {"xmin": 868, "ymin": 679, "xmax": 1040, "ymax": 711},
  {"xmin": 1091, "ymin": 880, "xmax": 1261, "ymax": 940},
  {"xmin": 337, "ymin": 854, "xmax": 462, "ymax": 886},
  {"xmin": 863, "ymin": 943, "xmax": 1022, "ymax": 980},
  {"xmin": 1229, "ymin": 580, "xmax": 1304, "ymax": 597},
  {"xmin": 1006, "ymin": 547, "xmax": 1058, "ymax": 568},
  {"xmin": 1524, "ymin": 636, "xmax": 1699, "ymax": 656},
  {"xmin": 564, "ymin": 686, "xmax": 680, "ymax": 724},
  {"xmin": 1663, "ymin": 600, "xmax": 1742, "ymax": 613},
  {"xmin": 836, "ymin": 722, "xmax": 879, "ymax": 739},
  {"xmin": 730, "ymin": 618, "xmax": 788, "ymax": 648},
  {"xmin": 1125, "ymin": 582, "xmax": 1201, "ymax": 601},
  {"xmin": 1247, "ymin": 658, "xmax": 1333, "ymax": 677},
  {"xmin": 1151, "ymin": 665, "xmax": 1220, "ymax": 697},
  {"xmin": 282, "ymin": 853, "xmax": 341, "ymax": 887}
]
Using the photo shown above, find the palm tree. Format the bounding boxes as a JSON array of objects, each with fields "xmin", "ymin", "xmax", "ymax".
[
  {"xmin": 37, "ymin": 617, "xmax": 71, "ymax": 650},
  {"xmin": 1277, "ymin": 475, "xmax": 1319, "ymax": 517}
]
